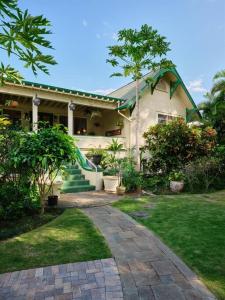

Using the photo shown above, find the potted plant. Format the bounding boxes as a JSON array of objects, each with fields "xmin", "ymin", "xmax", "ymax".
[
  {"xmin": 103, "ymin": 168, "xmax": 119, "ymax": 193},
  {"xmin": 87, "ymin": 147, "xmax": 104, "ymax": 166},
  {"xmin": 47, "ymin": 172, "xmax": 63, "ymax": 206},
  {"xmin": 169, "ymin": 171, "xmax": 185, "ymax": 192},
  {"xmin": 102, "ymin": 140, "xmax": 124, "ymax": 193}
]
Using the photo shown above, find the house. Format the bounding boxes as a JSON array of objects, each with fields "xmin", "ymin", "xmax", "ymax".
[{"xmin": 0, "ymin": 67, "xmax": 199, "ymax": 191}]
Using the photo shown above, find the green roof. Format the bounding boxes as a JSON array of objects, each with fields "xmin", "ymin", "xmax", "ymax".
[
  {"xmin": 16, "ymin": 80, "xmax": 125, "ymax": 103},
  {"xmin": 116, "ymin": 67, "xmax": 200, "ymax": 118}
]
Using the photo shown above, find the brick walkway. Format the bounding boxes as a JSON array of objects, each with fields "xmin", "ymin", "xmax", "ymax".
[
  {"xmin": 84, "ymin": 206, "xmax": 216, "ymax": 300},
  {"xmin": 0, "ymin": 258, "xmax": 123, "ymax": 300}
]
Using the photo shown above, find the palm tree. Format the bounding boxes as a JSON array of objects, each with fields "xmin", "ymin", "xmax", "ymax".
[
  {"xmin": 198, "ymin": 70, "xmax": 225, "ymax": 143},
  {"xmin": 212, "ymin": 70, "xmax": 225, "ymax": 95}
]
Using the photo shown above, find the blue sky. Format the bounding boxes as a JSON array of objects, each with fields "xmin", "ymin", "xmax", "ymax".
[{"xmin": 7, "ymin": 0, "xmax": 225, "ymax": 103}]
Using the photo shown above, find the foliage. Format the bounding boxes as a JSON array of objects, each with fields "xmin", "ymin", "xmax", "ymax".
[
  {"xmin": 168, "ymin": 170, "xmax": 185, "ymax": 182},
  {"xmin": 198, "ymin": 70, "xmax": 225, "ymax": 144},
  {"xmin": 183, "ymin": 156, "xmax": 225, "ymax": 193},
  {"xmin": 0, "ymin": 121, "xmax": 40, "ymax": 219},
  {"xmin": 13, "ymin": 124, "xmax": 76, "ymax": 213},
  {"xmin": 107, "ymin": 24, "xmax": 174, "ymax": 167},
  {"xmin": 141, "ymin": 175, "xmax": 168, "ymax": 194},
  {"xmin": 0, "ymin": 209, "xmax": 111, "ymax": 273},
  {"xmin": 0, "ymin": 0, "xmax": 56, "ymax": 85},
  {"xmin": 107, "ymin": 24, "xmax": 173, "ymax": 81},
  {"xmin": 107, "ymin": 138, "xmax": 123, "ymax": 153},
  {"xmin": 101, "ymin": 139, "xmax": 124, "ymax": 171},
  {"xmin": 142, "ymin": 119, "xmax": 217, "ymax": 176},
  {"xmin": 119, "ymin": 155, "xmax": 141, "ymax": 192},
  {"xmin": 87, "ymin": 147, "xmax": 105, "ymax": 156},
  {"xmin": 0, "ymin": 208, "xmax": 61, "ymax": 241}
]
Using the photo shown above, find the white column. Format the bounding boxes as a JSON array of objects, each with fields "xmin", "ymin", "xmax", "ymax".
[
  {"xmin": 68, "ymin": 103, "xmax": 74, "ymax": 136},
  {"xmin": 32, "ymin": 100, "xmax": 38, "ymax": 132}
]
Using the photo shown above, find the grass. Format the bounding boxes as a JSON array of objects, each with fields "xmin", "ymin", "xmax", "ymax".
[
  {"xmin": 0, "ymin": 209, "xmax": 111, "ymax": 273},
  {"xmin": 113, "ymin": 191, "xmax": 225, "ymax": 300},
  {"xmin": 0, "ymin": 208, "xmax": 62, "ymax": 241}
]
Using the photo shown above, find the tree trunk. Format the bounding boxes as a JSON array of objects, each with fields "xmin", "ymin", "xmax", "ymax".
[{"xmin": 135, "ymin": 79, "xmax": 140, "ymax": 170}]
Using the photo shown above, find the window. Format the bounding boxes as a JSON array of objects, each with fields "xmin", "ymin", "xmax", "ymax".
[
  {"xmin": 158, "ymin": 113, "xmax": 179, "ymax": 124},
  {"xmin": 74, "ymin": 117, "xmax": 87, "ymax": 135}
]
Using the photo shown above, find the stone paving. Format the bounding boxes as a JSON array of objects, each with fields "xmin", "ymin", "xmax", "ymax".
[
  {"xmin": 84, "ymin": 206, "xmax": 216, "ymax": 300},
  {"xmin": 59, "ymin": 191, "xmax": 120, "ymax": 208},
  {"xmin": 0, "ymin": 258, "xmax": 123, "ymax": 300}
]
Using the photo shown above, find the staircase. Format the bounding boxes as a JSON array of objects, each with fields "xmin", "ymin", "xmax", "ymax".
[{"xmin": 61, "ymin": 165, "xmax": 95, "ymax": 193}]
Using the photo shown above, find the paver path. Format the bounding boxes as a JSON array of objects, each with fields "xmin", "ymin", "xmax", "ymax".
[
  {"xmin": 84, "ymin": 206, "xmax": 216, "ymax": 300},
  {"xmin": 0, "ymin": 258, "xmax": 123, "ymax": 300},
  {"xmin": 59, "ymin": 191, "xmax": 120, "ymax": 208}
]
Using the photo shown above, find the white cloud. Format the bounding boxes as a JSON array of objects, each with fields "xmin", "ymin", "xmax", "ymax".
[
  {"xmin": 187, "ymin": 79, "xmax": 207, "ymax": 93},
  {"xmin": 82, "ymin": 19, "xmax": 88, "ymax": 27},
  {"xmin": 96, "ymin": 33, "xmax": 101, "ymax": 39},
  {"xmin": 89, "ymin": 88, "xmax": 115, "ymax": 95}
]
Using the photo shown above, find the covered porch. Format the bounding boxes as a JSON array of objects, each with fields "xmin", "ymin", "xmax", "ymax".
[{"xmin": 0, "ymin": 81, "xmax": 128, "ymax": 151}]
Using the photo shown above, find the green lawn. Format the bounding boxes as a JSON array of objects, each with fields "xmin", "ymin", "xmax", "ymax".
[
  {"xmin": 0, "ymin": 209, "xmax": 111, "ymax": 273},
  {"xmin": 113, "ymin": 191, "xmax": 225, "ymax": 300},
  {"xmin": 0, "ymin": 209, "xmax": 62, "ymax": 241}
]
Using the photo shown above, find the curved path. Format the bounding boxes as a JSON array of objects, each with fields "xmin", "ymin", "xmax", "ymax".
[{"xmin": 83, "ymin": 205, "xmax": 216, "ymax": 300}]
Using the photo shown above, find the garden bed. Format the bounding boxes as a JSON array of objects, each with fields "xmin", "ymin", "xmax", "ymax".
[
  {"xmin": 0, "ymin": 208, "xmax": 63, "ymax": 241},
  {"xmin": 113, "ymin": 191, "xmax": 225, "ymax": 300},
  {"xmin": 0, "ymin": 209, "xmax": 111, "ymax": 273}
]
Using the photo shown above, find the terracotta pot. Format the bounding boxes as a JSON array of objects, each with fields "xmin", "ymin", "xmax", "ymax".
[
  {"xmin": 103, "ymin": 176, "xmax": 119, "ymax": 193},
  {"xmin": 116, "ymin": 186, "xmax": 126, "ymax": 195},
  {"xmin": 170, "ymin": 181, "xmax": 184, "ymax": 193}
]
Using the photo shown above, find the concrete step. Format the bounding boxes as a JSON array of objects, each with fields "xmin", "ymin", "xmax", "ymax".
[
  {"xmin": 61, "ymin": 185, "xmax": 95, "ymax": 193},
  {"xmin": 62, "ymin": 179, "xmax": 90, "ymax": 187}
]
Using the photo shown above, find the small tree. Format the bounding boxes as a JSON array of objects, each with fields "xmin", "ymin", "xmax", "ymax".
[
  {"xmin": 107, "ymin": 24, "xmax": 173, "ymax": 168},
  {"xmin": 13, "ymin": 124, "xmax": 76, "ymax": 213},
  {"xmin": 0, "ymin": 0, "xmax": 56, "ymax": 85}
]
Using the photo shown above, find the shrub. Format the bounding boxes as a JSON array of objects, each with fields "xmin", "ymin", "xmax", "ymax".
[
  {"xmin": 141, "ymin": 175, "xmax": 168, "ymax": 194},
  {"xmin": 142, "ymin": 119, "xmax": 217, "ymax": 176},
  {"xmin": 121, "ymin": 157, "xmax": 141, "ymax": 192},
  {"xmin": 0, "ymin": 182, "xmax": 39, "ymax": 220},
  {"xmin": 183, "ymin": 156, "xmax": 224, "ymax": 193},
  {"xmin": 13, "ymin": 124, "xmax": 76, "ymax": 213}
]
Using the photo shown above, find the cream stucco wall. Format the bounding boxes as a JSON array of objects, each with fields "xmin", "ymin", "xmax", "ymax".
[{"xmin": 129, "ymin": 80, "xmax": 193, "ymax": 147}]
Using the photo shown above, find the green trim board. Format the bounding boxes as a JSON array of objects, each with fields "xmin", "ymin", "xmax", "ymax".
[
  {"xmin": 9, "ymin": 80, "xmax": 125, "ymax": 103},
  {"xmin": 116, "ymin": 67, "xmax": 201, "ymax": 119}
]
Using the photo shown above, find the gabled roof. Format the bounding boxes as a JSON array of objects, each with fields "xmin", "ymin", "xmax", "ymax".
[
  {"xmin": 108, "ymin": 67, "xmax": 200, "ymax": 116},
  {"xmin": 11, "ymin": 80, "xmax": 125, "ymax": 103}
]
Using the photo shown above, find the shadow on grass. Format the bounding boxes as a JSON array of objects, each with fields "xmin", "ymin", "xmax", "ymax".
[{"xmin": 0, "ymin": 209, "xmax": 111, "ymax": 273}]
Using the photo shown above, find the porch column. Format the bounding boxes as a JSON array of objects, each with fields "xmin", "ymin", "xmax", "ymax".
[
  {"xmin": 68, "ymin": 102, "xmax": 76, "ymax": 135},
  {"xmin": 32, "ymin": 95, "xmax": 40, "ymax": 132}
]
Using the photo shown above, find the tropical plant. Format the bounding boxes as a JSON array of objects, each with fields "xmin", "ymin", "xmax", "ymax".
[
  {"xmin": 198, "ymin": 70, "xmax": 225, "ymax": 143},
  {"xmin": 107, "ymin": 24, "xmax": 173, "ymax": 167},
  {"xmin": 13, "ymin": 124, "xmax": 76, "ymax": 213},
  {"xmin": 211, "ymin": 70, "xmax": 225, "ymax": 95},
  {"xmin": 0, "ymin": 0, "xmax": 56, "ymax": 85},
  {"xmin": 107, "ymin": 138, "xmax": 123, "ymax": 154},
  {"xmin": 143, "ymin": 119, "xmax": 217, "ymax": 176},
  {"xmin": 168, "ymin": 170, "xmax": 185, "ymax": 182}
]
